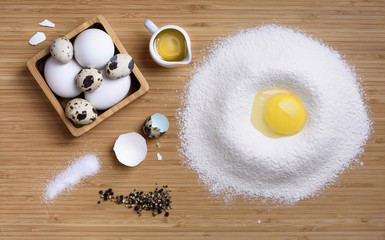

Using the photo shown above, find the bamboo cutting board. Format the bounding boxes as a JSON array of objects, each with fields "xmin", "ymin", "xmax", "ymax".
[{"xmin": 0, "ymin": 1, "xmax": 384, "ymax": 239}]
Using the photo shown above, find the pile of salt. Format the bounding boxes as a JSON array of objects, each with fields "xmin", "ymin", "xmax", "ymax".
[{"xmin": 43, "ymin": 154, "xmax": 100, "ymax": 202}]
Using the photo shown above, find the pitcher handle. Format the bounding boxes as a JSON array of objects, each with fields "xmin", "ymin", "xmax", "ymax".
[{"xmin": 144, "ymin": 19, "xmax": 158, "ymax": 34}]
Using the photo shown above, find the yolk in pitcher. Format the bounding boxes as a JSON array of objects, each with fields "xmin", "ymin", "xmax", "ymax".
[{"xmin": 154, "ymin": 29, "xmax": 187, "ymax": 61}]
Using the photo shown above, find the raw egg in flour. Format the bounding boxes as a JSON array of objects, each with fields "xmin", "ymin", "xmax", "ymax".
[{"xmin": 250, "ymin": 88, "xmax": 306, "ymax": 138}]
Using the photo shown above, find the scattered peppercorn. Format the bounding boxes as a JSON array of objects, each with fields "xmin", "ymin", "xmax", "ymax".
[{"xmin": 97, "ymin": 184, "xmax": 172, "ymax": 217}]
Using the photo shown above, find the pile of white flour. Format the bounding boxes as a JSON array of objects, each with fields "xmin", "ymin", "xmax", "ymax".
[{"xmin": 178, "ymin": 25, "xmax": 372, "ymax": 204}]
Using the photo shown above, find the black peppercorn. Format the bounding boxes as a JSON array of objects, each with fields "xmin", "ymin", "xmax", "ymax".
[{"xmin": 97, "ymin": 184, "xmax": 172, "ymax": 217}]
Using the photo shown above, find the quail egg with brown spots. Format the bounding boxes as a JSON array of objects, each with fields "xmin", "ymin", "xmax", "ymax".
[
  {"xmin": 105, "ymin": 53, "xmax": 134, "ymax": 79},
  {"xmin": 76, "ymin": 68, "xmax": 103, "ymax": 92},
  {"xmin": 65, "ymin": 98, "xmax": 97, "ymax": 125},
  {"xmin": 50, "ymin": 37, "xmax": 73, "ymax": 64},
  {"xmin": 143, "ymin": 113, "xmax": 169, "ymax": 138}
]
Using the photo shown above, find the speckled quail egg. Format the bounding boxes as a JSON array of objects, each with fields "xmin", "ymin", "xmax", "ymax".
[
  {"xmin": 50, "ymin": 37, "xmax": 73, "ymax": 64},
  {"xmin": 76, "ymin": 68, "xmax": 103, "ymax": 92},
  {"xmin": 143, "ymin": 113, "xmax": 169, "ymax": 138},
  {"xmin": 65, "ymin": 98, "xmax": 97, "ymax": 125},
  {"xmin": 105, "ymin": 53, "xmax": 134, "ymax": 79}
]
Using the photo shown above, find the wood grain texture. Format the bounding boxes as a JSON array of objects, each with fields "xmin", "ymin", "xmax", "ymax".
[{"xmin": 0, "ymin": 0, "xmax": 384, "ymax": 239}]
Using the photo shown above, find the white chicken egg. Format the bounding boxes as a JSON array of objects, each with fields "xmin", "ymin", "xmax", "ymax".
[
  {"xmin": 84, "ymin": 69, "xmax": 131, "ymax": 110},
  {"xmin": 44, "ymin": 57, "xmax": 82, "ymax": 98},
  {"xmin": 74, "ymin": 28, "xmax": 115, "ymax": 69}
]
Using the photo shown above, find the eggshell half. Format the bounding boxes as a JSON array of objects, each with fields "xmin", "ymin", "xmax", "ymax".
[{"xmin": 113, "ymin": 132, "xmax": 147, "ymax": 167}]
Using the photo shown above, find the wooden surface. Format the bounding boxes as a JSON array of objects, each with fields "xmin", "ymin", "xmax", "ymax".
[{"xmin": 0, "ymin": 0, "xmax": 384, "ymax": 239}]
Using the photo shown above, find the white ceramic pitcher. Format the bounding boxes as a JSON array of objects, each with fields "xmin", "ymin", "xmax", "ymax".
[{"xmin": 144, "ymin": 19, "xmax": 192, "ymax": 68}]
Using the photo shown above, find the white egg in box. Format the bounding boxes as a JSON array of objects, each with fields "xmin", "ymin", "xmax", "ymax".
[
  {"xmin": 44, "ymin": 27, "xmax": 130, "ymax": 113},
  {"xmin": 44, "ymin": 57, "xmax": 82, "ymax": 98},
  {"xmin": 74, "ymin": 28, "xmax": 115, "ymax": 69},
  {"xmin": 85, "ymin": 69, "xmax": 131, "ymax": 110}
]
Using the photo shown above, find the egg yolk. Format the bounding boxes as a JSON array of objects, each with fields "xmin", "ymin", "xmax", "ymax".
[
  {"xmin": 250, "ymin": 88, "xmax": 307, "ymax": 138},
  {"xmin": 264, "ymin": 93, "xmax": 306, "ymax": 136},
  {"xmin": 154, "ymin": 29, "xmax": 187, "ymax": 61}
]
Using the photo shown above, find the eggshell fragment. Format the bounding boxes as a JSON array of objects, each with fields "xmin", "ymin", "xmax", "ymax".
[
  {"xmin": 29, "ymin": 32, "xmax": 46, "ymax": 45},
  {"xmin": 143, "ymin": 113, "xmax": 169, "ymax": 138},
  {"xmin": 39, "ymin": 19, "xmax": 55, "ymax": 28},
  {"xmin": 113, "ymin": 132, "xmax": 147, "ymax": 167}
]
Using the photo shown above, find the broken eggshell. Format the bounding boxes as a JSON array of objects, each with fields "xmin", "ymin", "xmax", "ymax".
[
  {"xmin": 29, "ymin": 32, "xmax": 46, "ymax": 46},
  {"xmin": 143, "ymin": 113, "xmax": 169, "ymax": 138},
  {"xmin": 39, "ymin": 19, "xmax": 55, "ymax": 28},
  {"xmin": 113, "ymin": 132, "xmax": 147, "ymax": 167}
]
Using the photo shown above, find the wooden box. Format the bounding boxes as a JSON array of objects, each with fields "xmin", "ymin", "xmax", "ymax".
[{"xmin": 27, "ymin": 15, "xmax": 149, "ymax": 137}]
